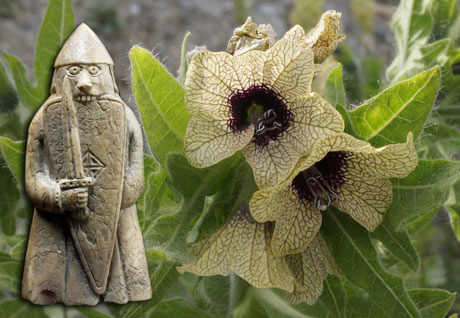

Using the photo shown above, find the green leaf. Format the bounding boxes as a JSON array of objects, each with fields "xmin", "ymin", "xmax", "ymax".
[
  {"xmin": 417, "ymin": 123, "xmax": 460, "ymax": 160},
  {"xmin": 371, "ymin": 219, "xmax": 419, "ymax": 271},
  {"xmin": 0, "ymin": 261, "xmax": 22, "ymax": 295},
  {"xmin": 192, "ymin": 275, "xmax": 235, "ymax": 317},
  {"xmin": 4, "ymin": 0, "xmax": 74, "ymax": 111},
  {"xmin": 179, "ymin": 32, "xmax": 191, "ymax": 86},
  {"xmin": 388, "ymin": 159, "xmax": 460, "ymax": 227},
  {"xmin": 325, "ymin": 64, "xmax": 346, "ymax": 108},
  {"xmin": 344, "ymin": 284, "xmax": 455, "ymax": 318},
  {"xmin": 129, "ymin": 46, "xmax": 190, "ymax": 166},
  {"xmin": 10, "ymin": 239, "xmax": 27, "ymax": 261},
  {"xmin": 335, "ymin": 105, "xmax": 360, "ymax": 138},
  {"xmin": 147, "ymin": 254, "xmax": 180, "ymax": 308},
  {"xmin": 234, "ymin": 288, "xmax": 317, "ymax": 318},
  {"xmin": 144, "ymin": 153, "xmax": 241, "ymax": 262},
  {"xmin": 408, "ymin": 289, "xmax": 456, "ymax": 318},
  {"xmin": 130, "ymin": 47, "xmax": 191, "ymax": 231},
  {"xmin": 0, "ymin": 112, "xmax": 21, "ymax": 140},
  {"xmin": 0, "ymin": 158, "xmax": 19, "ymax": 236},
  {"xmin": 309, "ymin": 276, "xmax": 346, "ymax": 318},
  {"xmin": 75, "ymin": 306, "xmax": 114, "ymax": 318},
  {"xmin": 430, "ymin": 0, "xmax": 458, "ymax": 41},
  {"xmin": 147, "ymin": 298, "xmax": 212, "ymax": 318},
  {"xmin": 446, "ymin": 204, "xmax": 460, "ymax": 241},
  {"xmin": 350, "ymin": 67, "xmax": 440, "ymax": 147},
  {"xmin": 137, "ymin": 155, "xmax": 177, "ymax": 231},
  {"xmin": 275, "ymin": 276, "xmax": 346, "ymax": 318},
  {"xmin": 3, "ymin": 53, "xmax": 44, "ymax": 111},
  {"xmin": 387, "ymin": 0, "xmax": 459, "ymax": 82},
  {"xmin": 0, "ymin": 61, "xmax": 18, "ymax": 113},
  {"xmin": 34, "ymin": 0, "xmax": 74, "ymax": 93},
  {"xmin": 344, "ymin": 281, "xmax": 391, "ymax": 318},
  {"xmin": 0, "ymin": 252, "xmax": 13, "ymax": 263},
  {"xmin": 407, "ymin": 209, "xmax": 438, "ymax": 235},
  {"xmin": 445, "ymin": 181, "xmax": 460, "ymax": 241},
  {"xmin": 196, "ymin": 155, "xmax": 257, "ymax": 242},
  {"xmin": 0, "ymin": 137, "xmax": 25, "ymax": 185},
  {"xmin": 438, "ymin": 91, "xmax": 460, "ymax": 125},
  {"xmin": 322, "ymin": 209, "xmax": 421, "ymax": 318},
  {"xmin": 419, "ymin": 39, "xmax": 453, "ymax": 69},
  {"xmin": 386, "ymin": 0, "xmax": 432, "ymax": 82},
  {"xmin": 0, "ymin": 299, "xmax": 48, "ymax": 318},
  {"xmin": 0, "ymin": 234, "xmax": 27, "ymax": 252}
]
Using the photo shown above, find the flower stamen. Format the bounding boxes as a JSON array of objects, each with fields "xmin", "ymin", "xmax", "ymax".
[
  {"xmin": 255, "ymin": 109, "xmax": 283, "ymax": 135},
  {"xmin": 291, "ymin": 151, "xmax": 347, "ymax": 211},
  {"xmin": 228, "ymin": 84, "xmax": 293, "ymax": 146}
]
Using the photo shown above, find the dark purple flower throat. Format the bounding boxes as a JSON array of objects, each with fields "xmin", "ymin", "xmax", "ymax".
[
  {"xmin": 228, "ymin": 84, "xmax": 293, "ymax": 146},
  {"xmin": 291, "ymin": 151, "xmax": 348, "ymax": 211}
]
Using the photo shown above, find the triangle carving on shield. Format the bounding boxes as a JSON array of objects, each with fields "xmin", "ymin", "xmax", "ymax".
[{"xmin": 82, "ymin": 151, "xmax": 105, "ymax": 180}]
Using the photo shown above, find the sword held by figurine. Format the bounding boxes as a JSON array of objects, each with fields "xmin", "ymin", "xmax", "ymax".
[{"xmin": 59, "ymin": 75, "xmax": 93, "ymax": 220}]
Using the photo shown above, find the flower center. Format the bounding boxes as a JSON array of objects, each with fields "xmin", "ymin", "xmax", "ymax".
[
  {"xmin": 291, "ymin": 151, "xmax": 347, "ymax": 211},
  {"xmin": 228, "ymin": 84, "xmax": 293, "ymax": 146}
]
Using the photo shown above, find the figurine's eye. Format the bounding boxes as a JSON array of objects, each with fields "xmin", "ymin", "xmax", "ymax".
[
  {"xmin": 87, "ymin": 66, "xmax": 101, "ymax": 76},
  {"xmin": 67, "ymin": 66, "xmax": 82, "ymax": 76}
]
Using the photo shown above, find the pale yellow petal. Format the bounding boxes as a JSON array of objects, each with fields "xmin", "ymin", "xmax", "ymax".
[
  {"xmin": 178, "ymin": 205, "xmax": 294, "ymax": 292},
  {"xmin": 285, "ymin": 133, "xmax": 369, "ymax": 185},
  {"xmin": 286, "ymin": 93, "xmax": 345, "ymax": 154},
  {"xmin": 249, "ymin": 183, "xmax": 292, "ymax": 223},
  {"xmin": 271, "ymin": 199, "xmax": 322, "ymax": 256},
  {"xmin": 243, "ymin": 137, "xmax": 300, "ymax": 189},
  {"xmin": 334, "ymin": 177, "xmax": 392, "ymax": 231},
  {"xmin": 284, "ymin": 234, "xmax": 338, "ymax": 304},
  {"xmin": 185, "ymin": 50, "xmax": 262, "ymax": 119},
  {"xmin": 263, "ymin": 39, "xmax": 315, "ymax": 101},
  {"xmin": 345, "ymin": 133, "xmax": 418, "ymax": 179},
  {"xmin": 283, "ymin": 25, "xmax": 308, "ymax": 48},
  {"xmin": 305, "ymin": 10, "xmax": 346, "ymax": 64},
  {"xmin": 185, "ymin": 114, "xmax": 253, "ymax": 168},
  {"xmin": 185, "ymin": 51, "xmax": 234, "ymax": 119}
]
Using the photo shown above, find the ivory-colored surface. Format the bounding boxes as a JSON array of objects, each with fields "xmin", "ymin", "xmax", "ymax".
[{"xmin": 22, "ymin": 23, "xmax": 151, "ymax": 306}]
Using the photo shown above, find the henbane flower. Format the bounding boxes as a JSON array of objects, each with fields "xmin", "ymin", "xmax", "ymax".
[
  {"xmin": 177, "ymin": 204, "xmax": 295, "ymax": 292},
  {"xmin": 184, "ymin": 38, "xmax": 344, "ymax": 188},
  {"xmin": 178, "ymin": 204, "xmax": 338, "ymax": 305},
  {"xmin": 249, "ymin": 133, "xmax": 418, "ymax": 256}
]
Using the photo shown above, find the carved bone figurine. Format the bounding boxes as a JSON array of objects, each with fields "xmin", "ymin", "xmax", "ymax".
[{"xmin": 22, "ymin": 23, "xmax": 152, "ymax": 305}]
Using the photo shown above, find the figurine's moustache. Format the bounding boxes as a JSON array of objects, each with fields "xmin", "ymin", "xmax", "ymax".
[{"xmin": 74, "ymin": 94, "xmax": 97, "ymax": 102}]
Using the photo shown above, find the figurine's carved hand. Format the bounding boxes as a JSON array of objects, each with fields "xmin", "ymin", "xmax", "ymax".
[{"xmin": 61, "ymin": 187, "xmax": 88, "ymax": 211}]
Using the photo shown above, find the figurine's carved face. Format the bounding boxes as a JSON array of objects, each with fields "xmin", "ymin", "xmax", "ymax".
[{"xmin": 55, "ymin": 63, "xmax": 115, "ymax": 100}]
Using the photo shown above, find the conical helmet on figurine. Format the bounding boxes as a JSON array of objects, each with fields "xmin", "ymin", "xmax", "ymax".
[{"xmin": 51, "ymin": 23, "xmax": 118, "ymax": 97}]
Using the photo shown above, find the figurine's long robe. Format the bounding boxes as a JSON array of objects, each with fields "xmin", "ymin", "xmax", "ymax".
[{"xmin": 22, "ymin": 94, "xmax": 152, "ymax": 306}]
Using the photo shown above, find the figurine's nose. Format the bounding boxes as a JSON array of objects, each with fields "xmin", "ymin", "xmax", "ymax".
[{"xmin": 77, "ymin": 69, "xmax": 93, "ymax": 93}]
